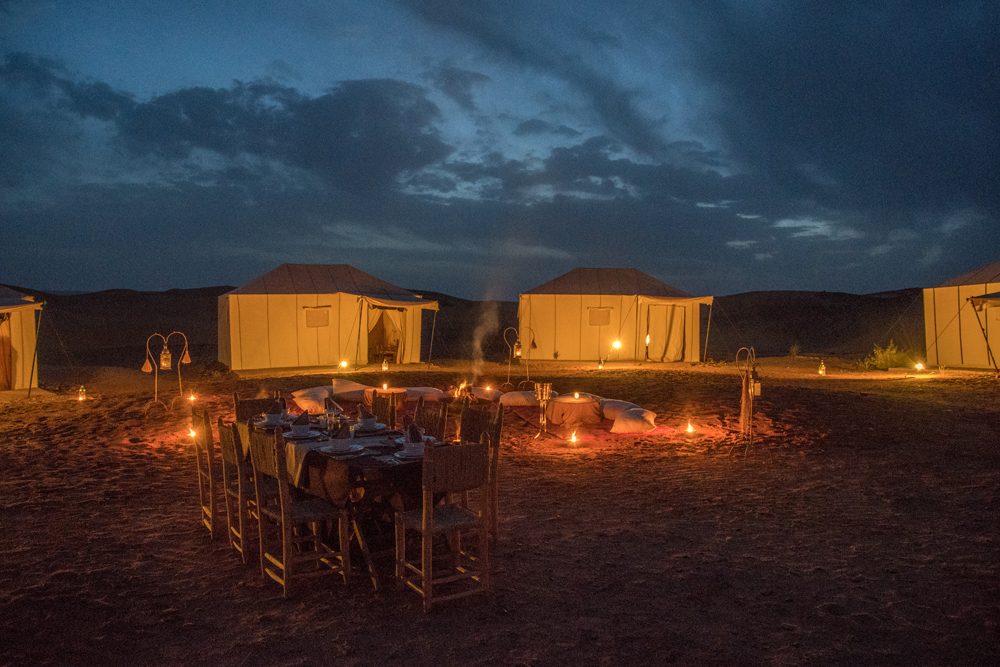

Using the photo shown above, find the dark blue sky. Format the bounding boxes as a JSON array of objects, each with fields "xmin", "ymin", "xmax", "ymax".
[{"xmin": 2, "ymin": 1, "xmax": 997, "ymax": 299}]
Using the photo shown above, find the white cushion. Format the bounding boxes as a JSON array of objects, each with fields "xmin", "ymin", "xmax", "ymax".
[
  {"xmin": 405, "ymin": 387, "xmax": 446, "ymax": 402},
  {"xmin": 291, "ymin": 386, "xmax": 333, "ymax": 414},
  {"xmin": 550, "ymin": 392, "xmax": 600, "ymax": 403},
  {"xmin": 610, "ymin": 408, "xmax": 657, "ymax": 433},
  {"xmin": 600, "ymin": 399, "xmax": 642, "ymax": 421},
  {"xmin": 330, "ymin": 378, "xmax": 372, "ymax": 402},
  {"xmin": 499, "ymin": 390, "xmax": 559, "ymax": 407}
]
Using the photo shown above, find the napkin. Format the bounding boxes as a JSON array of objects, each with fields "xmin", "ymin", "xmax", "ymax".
[
  {"xmin": 292, "ymin": 412, "xmax": 310, "ymax": 425},
  {"xmin": 407, "ymin": 422, "xmax": 424, "ymax": 443}
]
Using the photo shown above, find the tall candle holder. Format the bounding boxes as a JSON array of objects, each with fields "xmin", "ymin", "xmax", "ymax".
[{"xmin": 533, "ymin": 381, "xmax": 553, "ymax": 439}]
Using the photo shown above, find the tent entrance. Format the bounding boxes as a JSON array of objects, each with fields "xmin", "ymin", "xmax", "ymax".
[
  {"xmin": 0, "ymin": 314, "xmax": 11, "ymax": 391},
  {"xmin": 367, "ymin": 307, "xmax": 403, "ymax": 363},
  {"xmin": 646, "ymin": 304, "xmax": 685, "ymax": 362}
]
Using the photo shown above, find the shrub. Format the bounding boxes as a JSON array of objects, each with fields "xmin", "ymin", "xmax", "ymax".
[
  {"xmin": 788, "ymin": 342, "xmax": 801, "ymax": 359},
  {"xmin": 863, "ymin": 340, "xmax": 909, "ymax": 370}
]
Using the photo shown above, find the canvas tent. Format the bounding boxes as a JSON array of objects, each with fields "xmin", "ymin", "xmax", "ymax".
[
  {"xmin": 518, "ymin": 268, "xmax": 713, "ymax": 363},
  {"xmin": 923, "ymin": 260, "xmax": 1000, "ymax": 369},
  {"xmin": 218, "ymin": 264, "xmax": 438, "ymax": 372},
  {"xmin": 0, "ymin": 286, "xmax": 43, "ymax": 391}
]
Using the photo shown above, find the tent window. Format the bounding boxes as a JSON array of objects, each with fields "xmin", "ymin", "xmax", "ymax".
[
  {"xmin": 588, "ymin": 307, "xmax": 612, "ymax": 326},
  {"xmin": 304, "ymin": 307, "xmax": 330, "ymax": 328}
]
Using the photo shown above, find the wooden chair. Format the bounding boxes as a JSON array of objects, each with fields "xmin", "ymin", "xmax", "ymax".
[
  {"xmin": 217, "ymin": 419, "xmax": 255, "ymax": 563},
  {"xmin": 371, "ymin": 391, "xmax": 394, "ymax": 429},
  {"xmin": 394, "ymin": 441, "xmax": 493, "ymax": 612},
  {"xmin": 246, "ymin": 427, "xmax": 351, "ymax": 597},
  {"xmin": 457, "ymin": 404, "xmax": 503, "ymax": 544},
  {"xmin": 457, "ymin": 399, "xmax": 501, "ymax": 444},
  {"xmin": 413, "ymin": 396, "xmax": 449, "ymax": 441},
  {"xmin": 233, "ymin": 393, "xmax": 278, "ymax": 423},
  {"xmin": 191, "ymin": 408, "xmax": 217, "ymax": 539}
]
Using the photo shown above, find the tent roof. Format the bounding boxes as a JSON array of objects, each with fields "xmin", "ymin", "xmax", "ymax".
[
  {"xmin": 227, "ymin": 264, "xmax": 435, "ymax": 305},
  {"xmin": 969, "ymin": 291, "xmax": 1000, "ymax": 308},
  {"xmin": 523, "ymin": 267, "xmax": 692, "ymax": 297},
  {"xmin": 939, "ymin": 260, "xmax": 1000, "ymax": 286},
  {"xmin": 0, "ymin": 286, "xmax": 39, "ymax": 311}
]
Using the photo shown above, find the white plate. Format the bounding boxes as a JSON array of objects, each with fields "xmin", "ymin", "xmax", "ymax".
[
  {"xmin": 394, "ymin": 435, "xmax": 437, "ymax": 446},
  {"xmin": 354, "ymin": 422, "xmax": 387, "ymax": 434},
  {"xmin": 320, "ymin": 443, "xmax": 365, "ymax": 455},
  {"xmin": 283, "ymin": 430, "xmax": 325, "ymax": 440},
  {"xmin": 393, "ymin": 450, "xmax": 424, "ymax": 460}
]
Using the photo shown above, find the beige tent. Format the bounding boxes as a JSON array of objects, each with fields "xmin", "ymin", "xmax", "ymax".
[
  {"xmin": 518, "ymin": 268, "xmax": 713, "ymax": 363},
  {"xmin": 923, "ymin": 260, "xmax": 1000, "ymax": 369},
  {"xmin": 218, "ymin": 264, "xmax": 438, "ymax": 372},
  {"xmin": 0, "ymin": 287, "xmax": 43, "ymax": 391}
]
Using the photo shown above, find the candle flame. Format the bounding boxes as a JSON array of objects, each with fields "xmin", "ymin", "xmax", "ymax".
[
  {"xmin": 611, "ymin": 339, "xmax": 622, "ymax": 350},
  {"xmin": 188, "ymin": 392, "xmax": 196, "ymax": 402},
  {"xmin": 188, "ymin": 428, "xmax": 197, "ymax": 438},
  {"xmin": 485, "ymin": 385, "xmax": 491, "ymax": 391},
  {"xmin": 573, "ymin": 392, "xmax": 580, "ymax": 399},
  {"xmin": 339, "ymin": 360, "xmax": 348, "ymax": 368},
  {"xmin": 382, "ymin": 383, "xmax": 388, "ymax": 391},
  {"xmin": 645, "ymin": 333, "xmax": 651, "ymax": 346},
  {"xmin": 915, "ymin": 362, "xmax": 925, "ymax": 371},
  {"xmin": 569, "ymin": 430, "xmax": 577, "ymax": 444},
  {"xmin": 685, "ymin": 420, "xmax": 694, "ymax": 434}
]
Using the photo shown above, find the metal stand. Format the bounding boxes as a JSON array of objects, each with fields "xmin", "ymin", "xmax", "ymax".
[
  {"xmin": 533, "ymin": 382, "xmax": 552, "ymax": 439},
  {"xmin": 730, "ymin": 346, "xmax": 760, "ymax": 457},
  {"xmin": 141, "ymin": 331, "xmax": 191, "ymax": 415},
  {"xmin": 501, "ymin": 326, "xmax": 518, "ymax": 391}
]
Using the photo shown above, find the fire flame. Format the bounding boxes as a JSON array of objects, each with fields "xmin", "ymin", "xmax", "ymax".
[
  {"xmin": 485, "ymin": 384, "xmax": 491, "ymax": 391},
  {"xmin": 915, "ymin": 362, "xmax": 925, "ymax": 371},
  {"xmin": 382, "ymin": 382, "xmax": 388, "ymax": 391},
  {"xmin": 569, "ymin": 430, "xmax": 577, "ymax": 444},
  {"xmin": 187, "ymin": 392, "xmax": 196, "ymax": 402},
  {"xmin": 685, "ymin": 420, "xmax": 695, "ymax": 434},
  {"xmin": 188, "ymin": 428, "xmax": 197, "ymax": 439},
  {"xmin": 573, "ymin": 392, "xmax": 580, "ymax": 399}
]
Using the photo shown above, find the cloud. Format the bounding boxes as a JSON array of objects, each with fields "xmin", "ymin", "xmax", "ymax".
[
  {"xmin": 425, "ymin": 64, "xmax": 490, "ymax": 110},
  {"xmin": 938, "ymin": 208, "xmax": 986, "ymax": 236},
  {"xmin": 736, "ymin": 213, "xmax": 762, "ymax": 220},
  {"xmin": 696, "ymin": 199, "xmax": 736, "ymax": 209},
  {"xmin": 725, "ymin": 240, "xmax": 757, "ymax": 249},
  {"xmin": 773, "ymin": 216, "xmax": 864, "ymax": 241},
  {"xmin": 513, "ymin": 118, "xmax": 580, "ymax": 138}
]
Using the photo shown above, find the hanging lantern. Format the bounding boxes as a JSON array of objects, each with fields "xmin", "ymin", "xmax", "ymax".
[
  {"xmin": 141, "ymin": 356, "xmax": 152, "ymax": 373},
  {"xmin": 513, "ymin": 340, "xmax": 523, "ymax": 358},
  {"xmin": 159, "ymin": 345, "xmax": 172, "ymax": 370},
  {"xmin": 180, "ymin": 348, "xmax": 192, "ymax": 364}
]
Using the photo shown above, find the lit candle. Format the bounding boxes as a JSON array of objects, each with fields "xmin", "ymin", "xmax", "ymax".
[
  {"xmin": 685, "ymin": 420, "xmax": 695, "ymax": 434},
  {"xmin": 611, "ymin": 339, "xmax": 622, "ymax": 350},
  {"xmin": 569, "ymin": 430, "xmax": 577, "ymax": 444},
  {"xmin": 915, "ymin": 362, "xmax": 925, "ymax": 371},
  {"xmin": 382, "ymin": 383, "xmax": 388, "ymax": 391},
  {"xmin": 339, "ymin": 360, "xmax": 348, "ymax": 369},
  {"xmin": 573, "ymin": 392, "xmax": 580, "ymax": 399},
  {"xmin": 381, "ymin": 359, "xmax": 389, "ymax": 371},
  {"xmin": 188, "ymin": 392, "xmax": 196, "ymax": 402},
  {"xmin": 485, "ymin": 385, "xmax": 491, "ymax": 391},
  {"xmin": 77, "ymin": 385, "xmax": 87, "ymax": 401},
  {"xmin": 188, "ymin": 427, "xmax": 197, "ymax": 439}
]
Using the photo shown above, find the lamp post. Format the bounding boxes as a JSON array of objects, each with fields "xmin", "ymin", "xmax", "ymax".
[{"xmin": 141, "ymin": 331, "xmax": 192, "ymax": 414}]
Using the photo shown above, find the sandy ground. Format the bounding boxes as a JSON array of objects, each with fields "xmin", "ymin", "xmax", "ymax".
[{"xmin": 1, "ymin": 359, "xmax": 998, "ymax": 665}]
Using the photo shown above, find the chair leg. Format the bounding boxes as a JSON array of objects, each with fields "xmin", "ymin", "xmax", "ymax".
[
  {"xmin": 421, "ymin": 530, "xmax": 433, "ymax": 613},
  {"xmin": 394, "ymin": 513, "xmax": 405, "ymax": 587},
  {"xmin": 353, "ymin": 519, "xmax": 379, "ymax": 591},
  {"xmin": 338, "ymin": 511, "xmax": 351, "ymax": 585},
  {"xmin": 479, "ymin": 524, "xmax": 492, "ymax": 592}
]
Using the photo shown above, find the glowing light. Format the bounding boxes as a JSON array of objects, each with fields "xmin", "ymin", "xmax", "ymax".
[
  {"xmin": 382, "ymin": 383, "xmax": 388, "ymax": 391},
  {"xmin": 685, "ymin": 420, "xmax": 695, "ymax": 434},
  {"xmin": 915, "ymin": 362, "xmax": 925, "ymax": 371},
  {"xmin": 381, "ymin": 359, "xmax": 389, "ymax": 371},
  {"xmin": 818, "ymin": 360, "xmax": 826, "ymax": 376},
  {"xmin": 645, "ymin": 333, "xmax": 651, "ymax": 346},
  {"xmin": 159, "ymin": 346, "xmax": 172, "ymax": 371},
  {"xmin": 485, "ymin": 385, "xmax": 491, "ymax": 391},
  {"xmin": 573, "ymin": 392, "xmax": 580, "ymax": 399},
  {"xmin": 597, "ymin": 360, "xmax": 604, "ymax": 370},
  {"xmin": 513, "ymin": 340, "xmax": 522, "ymax": 358},
  {"xmin": 188, "ymin": 428, "xmax": 197, "ymax": 439},
  {"xmin": 187, "ymin": 392, "xmax": 196, "ymax": 402},
  {"xmin": 611, "ymin": 339, "xmax": 622, "ymax": 350},
  {"xmin": 569, "ymin": 430, "xmax": 577, "ymax": 445},
  {"xmin": 339, "ymin": 360, "xmax": 349, "ymax": 369},
  {"xmin": 77, "ymin": 385, "xmax": 87, "ymax": 401}
]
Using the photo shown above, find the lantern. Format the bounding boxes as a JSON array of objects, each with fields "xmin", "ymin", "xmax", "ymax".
[
  {"xmin": 611, "ymin": 339, "xmax": 622, "ymax": 350},
  {"xmin": 818, "ymin": 359, "xmax": 826, "ymax": 376},
  {"xmin": 915, "ymin": 362, "xmax": 925, "ymax": 371},
  {"xmin": 381, "ymin": 359, "xmax": 389, "ymax": 371},
  {"xmin": 180, "ymin": 348, "xmax": 191, "ymax": 364},
  {"xmin": 77, "ymin": 385, "xmax": 87, "ymax": 401},
  {"xmin": 339, "ymin": 360, "xmax": 349, "ymax": 369},
  {"xmin": 513, "ymin": 340, "xmax": 523, "ymax": 358},
  {"xmin": 141, "ymin": 357, "xmax": 152, "ymax": 373},
  {"xmin": 159, "ymin": 345, "xmax": 172, "ymax": 370},
  {"xmin": 382, "ymin": 382, "xmax": 388, "ymax": 391},
  {"xmin": 597, "ymin": 359, "xmax": 605, "ymax": 370}
]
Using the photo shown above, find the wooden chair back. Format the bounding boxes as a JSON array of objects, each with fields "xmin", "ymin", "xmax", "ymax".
[
  {"xmin": 423, "ymin": 442, "xmax": 489, "ymax": 494},
  {"xmin": 233, "ymin": 393, "xmax": 278, "ymax": 423},
  {"xmin": 458, "ymin": 400, "xmax": 500, "ymax": 444},
  {"xmin": 217, "ymin": 418, "xmax": 253, "ymax": 562},
  {"xmin": 413, "ymin": 396, "xmax": 448, "ymax": 441},
  {"xmin": 217, "ymin": 419, "xmax": 242, "ymax": 466},
  {"xmin": 371, "ymin": 390, "xmax": 405, "ymax": 429},
  {"xmin": 191, "ymin": 407, "xmax": 216, "ymax": 537}
]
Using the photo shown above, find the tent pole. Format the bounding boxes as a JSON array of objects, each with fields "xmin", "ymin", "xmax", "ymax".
[
  {"xmin": 702, "ymin": 301, "xmax": 714, "ymax": 363},
  {"xmin": 27, "ymin": 305, "xmax": 44, "ymax": 398},
  {"xmin": 427, "ymin": 309, "xmax": 438, "ymax": 363},
  {"xmin": 355, "ymin": 298, "xmax": 363, "ymax": 366},
  {"xmin": 970, "ymin": 304, "xmax": 1000, "ymax": 376}
]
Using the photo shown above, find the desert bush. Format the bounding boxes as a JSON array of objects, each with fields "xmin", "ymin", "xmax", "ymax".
[
  {"xmin": 788, "ymin": 342, "xmax": 801, "ymax": 358},
  {"xmin": 863, "ymin": 340, "xmax": 909, "ymax": 370}
]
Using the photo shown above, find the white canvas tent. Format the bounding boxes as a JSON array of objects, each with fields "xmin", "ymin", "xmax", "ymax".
[
  {"xmin": 923, "ymin": 260, "xmax": 1000, "ymax": 369},
  {"xmin": 0, "ymin": 286, "xmax": 43, "ymax": 391},
  {"xmin": 518, "ymin": 268, "xmax": 713, "ymax": 363},
  {"xmin": 218, "ymin": 264, "xmax": 438, "ymax": 372}
]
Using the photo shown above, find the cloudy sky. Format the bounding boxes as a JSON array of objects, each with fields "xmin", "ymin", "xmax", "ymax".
[{"xmin": 1, "ymin": 1, "xmax": 997, "ymax": 298}]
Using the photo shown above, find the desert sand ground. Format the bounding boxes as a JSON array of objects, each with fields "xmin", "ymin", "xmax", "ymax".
[{"xmin": 1, "ymin": 359, "xmax": 998, "ymax": 665}]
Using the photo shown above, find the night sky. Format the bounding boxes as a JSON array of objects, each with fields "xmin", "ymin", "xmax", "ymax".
[{"xmin": 2, "ymin": 1, "xmax": 997, "ymax": 299}]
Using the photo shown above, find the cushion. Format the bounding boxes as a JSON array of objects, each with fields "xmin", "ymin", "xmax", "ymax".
[
  {"xmin": 291, "ymin": 386, "xmax": 333, "ymax": 414},
  {"xmin": 405, "ymin": 386, "xmax": 446, "ymax": 402},
  {"xmin": 546, "ymin": 397, "xmax": 602, "ymax": 426},
  {"xmin": 600, "ymin": 399, "xmax": 642, "ymax": 421},
  {"xmin": 499, "ymin": 390, "xmax": 559, "ymax": 407},
  {"xmin": 610, "ymin": 408, "xmax": 657, "ymax": 433},
  {"xmin": 550, "ymin": 392, "xmax": 601, "ymax": 403},
  {"xmin": 330, "ymin": 378, "xmax": 372, "ymax": 403}
]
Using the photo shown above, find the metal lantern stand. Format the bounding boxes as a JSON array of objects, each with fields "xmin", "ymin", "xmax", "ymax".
[
  {"xmin": 533, "ymin": 381, "xmax": 553, "ymax": 439},
  {"xmin": 141, "ymin": 331, "xmax": 192, "ymax": 415}
]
